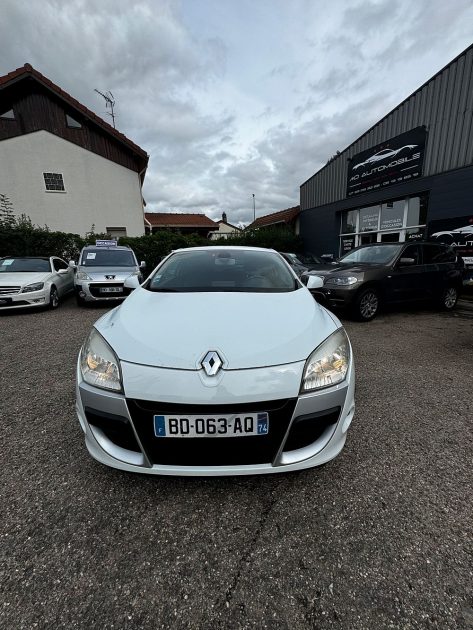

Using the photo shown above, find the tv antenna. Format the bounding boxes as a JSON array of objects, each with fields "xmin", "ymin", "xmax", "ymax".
[{"xmin": 94, "ymin": 89, "xmax": 116, "ymax": 128}]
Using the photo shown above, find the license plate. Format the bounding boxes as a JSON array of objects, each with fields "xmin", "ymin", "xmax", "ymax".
[
  {"xmin": 100, "ymin": 287, "xmax": 123, "ymax": 293},
  {"xmin": 154, "ymin": 413, "xmax": 269, "ymax": 438},
  {"xmin": 0, "ymin": 298, "xmax": 12, "ymax": 305}
]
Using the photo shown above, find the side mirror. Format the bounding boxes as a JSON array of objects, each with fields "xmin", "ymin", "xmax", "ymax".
[
  {"xmin": 58, "ymin": 268, "xmax": 69, "ymax": 275},
  {"xmin": 307, "ymin": 275, "xmax": 324, "ymax": 289},
  {"xmin": 399, "ymin": 257, "xmax": 416, "ymax": 266},
  {"xmin": 68, "ymin": 260, "xmax": 77, "ymax": 268},
  {"xmin": 124, "ymin": 276, "xmax": 140, "ymax": 290},
  {"xmin": 140, "ymin": 261, "xmax": 146, "ymax": 269}
]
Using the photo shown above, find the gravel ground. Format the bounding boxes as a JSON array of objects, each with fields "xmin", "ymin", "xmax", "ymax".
[{"xmin": 1, "ymin": 296, "xmax": 472, "ymax": 630}]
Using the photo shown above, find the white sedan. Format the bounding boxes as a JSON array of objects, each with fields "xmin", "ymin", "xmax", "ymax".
[
  {"xmin": 0, "ymin": 256, "xmax": 74, "ymax": 310},
  {"xmin": 76, "ymin": 246, "xmax": 355, "ymax": 476}
]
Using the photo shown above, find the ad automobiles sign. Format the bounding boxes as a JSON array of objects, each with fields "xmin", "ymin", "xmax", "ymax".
[{"xmin": 347, "ymin": 127, "xmax": 426, "ymax": 197}]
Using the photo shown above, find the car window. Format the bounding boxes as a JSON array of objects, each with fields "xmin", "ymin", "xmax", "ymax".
[
  {"xmin": 339, "ymin": 245, "xmax": 402, "ymax": 264},
  {"xmin": 422, "ymin": 244, "xmax": 455, "ymax": 264},
  {"xmin": 0, "ymin": 258, "xmax": 51, "ymax": 272},
  {"xmin": 53, "ymin": 258, "xmax": 68, "ymax": 271},
  {"xmin": 147, "ymin": 250, "xmax": 299, "ymax": 293},
  {"xmin": 80, "ymin": 249, "xmax": 136, "ymax": 267},
  {"xmin": 401, "ymin": 244, "xmax": 421, "ymax": 265}
]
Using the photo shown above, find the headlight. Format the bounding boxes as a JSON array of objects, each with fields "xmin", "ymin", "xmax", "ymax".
[
  {"xmin": 76, "ymin": 271, "xmax": 92, "ymax": 281},
  {"xmin": 325, "ymin": 276, "xmax": 358, "ymax": 286},
  {"xmin": 21, "ymin": 282, "xmax": 44, "ymax": 293},
  {"xmin": 301, "ymin": 328, "xmax": 350, "ymax": 392},
  {"xmin": 130, "ymin": 269, "xmax": 140, "ymax": 276},
  {"xmin": 80, "ymin": 328, "xmax": 122, "ymax": 392}
]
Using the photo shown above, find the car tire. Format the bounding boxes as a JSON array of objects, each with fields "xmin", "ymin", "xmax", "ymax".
[
  {"xmin": 352, "ymin": 287, "xmax": 380, "ymax": 321},
  {"xmin": 49, "ymin": 285, "xmax": 59, "ymax": 309},
  {"xmin": 76, "ymin": 294, "xmax": 86, "ymax": 307},
  {"xmin": 439, "ymin": 286, "xmax": 458, "ymax": 311}
]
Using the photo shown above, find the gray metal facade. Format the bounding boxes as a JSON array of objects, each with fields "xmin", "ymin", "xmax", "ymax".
[{"xmin": 300, "ymin": 44, "xmax": 473, "ymax": 211}]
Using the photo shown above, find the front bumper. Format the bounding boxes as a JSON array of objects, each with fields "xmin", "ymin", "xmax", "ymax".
[
  {"xmin": 75, "ymin": 282, "xmax": 132, "ymax": 302},
  {"xmin": 311, "ymin": 285, "xmax": 358, "ymax": 310},
  {"xmin": 0, "ymin": 288, "xmax": 48, "ymax": 309},
  {"xmin": 75, "ymin": 356, "xmax": 355, "ymax": 476}
]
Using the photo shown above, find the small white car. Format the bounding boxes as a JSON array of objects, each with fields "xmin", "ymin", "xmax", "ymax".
[
  {"xmin": 0, "ymin": 256, "xmax": 74, "ymax": 310},
  {"xmin": 76, "ymin": 247, "xmax": 355, "ymax": 476}
]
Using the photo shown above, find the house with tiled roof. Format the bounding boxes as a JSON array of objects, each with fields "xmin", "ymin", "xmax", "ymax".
[
  {"xmin": 144, "ymin": 212, "xmax": 219, "ymax": 238},
  {"xmin": 209, "ymin": 212, "xmax": 242, "ymax": 240},
  {"xmin": 0, "ymin": 63, "xmax": 148, "ymax": 237},
  {"xmin": 246, "ymin": 206, "xmax": 300, "ymax": 233}
]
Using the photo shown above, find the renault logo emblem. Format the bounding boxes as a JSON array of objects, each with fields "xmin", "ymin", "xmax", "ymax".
[
  {"xmin": 105, "ymin": 275, "xmax": 115, "ymax": 280},
  {"xmin": 201, "ymin": 351, "xmax": 223, "ymax": 376}
]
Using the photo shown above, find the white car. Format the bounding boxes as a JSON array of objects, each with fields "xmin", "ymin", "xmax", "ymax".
[
  {"xmin": 76, "ymin": 246, "xmax": 355, "ymax": 476},
  {"xmin": 0, "ymin": 256, "xmax": 74, "ymax": 310}
]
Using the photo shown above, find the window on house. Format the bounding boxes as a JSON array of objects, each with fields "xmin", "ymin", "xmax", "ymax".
[
  {"xmin": 0, "ymin": 109, "xmax": 15, "ymax": 120},
  {"xmin": 66, "ymin": 114, "xmax": 82, "ymax": 128},
  {"xmin": 43, "ymin": 173, "xmax": 65, "ymax": 191},
  {"xmin": 106, "ymin": 227, "xmax": 127, "ymax": 239}
]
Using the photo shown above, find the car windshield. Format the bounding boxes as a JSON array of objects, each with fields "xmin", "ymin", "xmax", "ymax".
[
  {"xmin": 298, "ymin": 253, "xmax": 323, "ymax": 265},
  {"xmin": 147, "ymin": 249, "xmax": 299, "ymax": 293},
  {"xmin": 0, "ymin": 257, "xmax": 51, "ymax": 272},
  {"xmin": 80, "ymin": 249, "xmax": 136, "ymax": 267},
  {"xmin": 339, "ymin": 245, "xmax": 402, "ymax": 264}
]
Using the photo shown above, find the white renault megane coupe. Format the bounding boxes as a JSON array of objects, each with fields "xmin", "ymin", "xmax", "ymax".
[{"xmin": 75, "ymin": 247, "xmax": 355, "ymax": 476}]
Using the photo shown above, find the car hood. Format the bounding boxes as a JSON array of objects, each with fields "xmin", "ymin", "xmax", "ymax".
[
  {"xmin": 77, "ymin": 266, "xmax": 137, "ymax": 281},
  {"xmin": 306, "ymin": 262, "xmax": 385, "ymax": 277},
  {"xmin": 0, "ymin": 272, "xmax": 50, "ymax": 286},
  {"xmin": 94, "ymin": 287, "xmax": 339, "ymax": 370}
]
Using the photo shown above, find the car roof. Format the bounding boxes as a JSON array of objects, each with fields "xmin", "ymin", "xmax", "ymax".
[
  {"xmin": 81, "ymin": 245, "xmax": 131, "ymax": 251},
  {"xmin": 171, "ymin": 246, "xmax": 277, "ymax": 254}
]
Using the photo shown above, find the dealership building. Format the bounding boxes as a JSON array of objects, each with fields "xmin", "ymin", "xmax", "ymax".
[{"xmin": 300, "ymin": 44, "xmax": 473, "ymax": 264}]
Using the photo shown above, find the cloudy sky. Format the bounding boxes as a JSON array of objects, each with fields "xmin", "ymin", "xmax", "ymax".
[{"xmin": 1, "ymin": 1, "xmax": 472, "ymax": 225}]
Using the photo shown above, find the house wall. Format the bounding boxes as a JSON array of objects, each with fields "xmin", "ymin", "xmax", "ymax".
[
  {"xmin": 0, "ymin": 130, "xmax": 145, "ymax": 236},
  {"xmin": 209, "ymin": 223, "xmax": 241, "ymax": 239}
]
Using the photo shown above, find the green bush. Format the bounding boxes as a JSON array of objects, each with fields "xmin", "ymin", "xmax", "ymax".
[{"xmin": 0, "ymin": 215, "xmax": 303, "ymax": 272}]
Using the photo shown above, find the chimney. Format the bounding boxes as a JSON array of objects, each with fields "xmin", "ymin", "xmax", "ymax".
[{"xmin": 222, "ymin": 211, "xmax": 227, "ymax": 223}]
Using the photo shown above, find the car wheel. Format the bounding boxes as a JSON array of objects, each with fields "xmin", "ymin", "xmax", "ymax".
[
  {"xmin": 353, "ymin": 288, "xmax": 379, "ymax": 321},
  {"xmin": 49, "ymin": 286, "xmax": 59, "ymax": 309},
  {"xmin": 76, "ymin": 294, "xmax": 86, "ymax": 307},
  {"xmin": 440, "ymin": 286, "xmax": 458, "ymax": 311}
]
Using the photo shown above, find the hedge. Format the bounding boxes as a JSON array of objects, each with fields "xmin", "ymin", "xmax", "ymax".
[{"xmin": 0, "ymin": 218, "xmax": 303, "ymax": 272}]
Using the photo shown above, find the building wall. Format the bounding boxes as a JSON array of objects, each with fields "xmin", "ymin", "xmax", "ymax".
[
  {"xmin": 0, "ymin": 130, "xmax": 145, "ymax": 236},
  {"xmin": 301, "ymin": 45, "xmax": 473, "ymax": 210},
  {"xmin": 209, "ymin": 223, "xmax": 241, "ymax": 239},
  {"xmin": 300, "ymin": 164, "xmax": 473, "ymax": 257}
]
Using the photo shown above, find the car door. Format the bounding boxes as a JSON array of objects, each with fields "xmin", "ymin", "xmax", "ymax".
[
  {"xmin": 52, "ymin": 257, "xmax": 72, "ymax": 296},
  {"xmin": 386, "ymin": 244, "xmax": 425, "ymax": 303}
]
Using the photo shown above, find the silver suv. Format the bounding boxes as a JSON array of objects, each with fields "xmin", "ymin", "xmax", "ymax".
[{"xmin": 70, "ymin": 244, "xmax": 145, "ymax": 305}]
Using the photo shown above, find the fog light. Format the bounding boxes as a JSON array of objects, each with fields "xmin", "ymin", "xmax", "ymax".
[
  {"xmin": 80, "ymin": 291, "xmax": 86, "ymax": 298},
  {"xmin": 32, "ymin": 298, "xmax": 45, "ymax": 303}
]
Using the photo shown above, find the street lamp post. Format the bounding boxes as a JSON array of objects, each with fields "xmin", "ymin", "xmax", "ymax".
[{"xmin": 252, "ymin": 194, "xmax": 255, "ymax": 223}]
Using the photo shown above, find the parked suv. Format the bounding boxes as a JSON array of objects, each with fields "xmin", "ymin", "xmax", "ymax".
[
  {"xmin": 301, "ymin": 242, "xmax": 463, "ymax": 321},
  {"xmin": 71, "ymin": 244, "xmax": 145, "ymax": 305}
]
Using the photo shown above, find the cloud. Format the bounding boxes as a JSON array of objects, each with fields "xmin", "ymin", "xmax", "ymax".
[{"xmin": 1, "ymin": 0, "xmax": 472, "ymax": 225}]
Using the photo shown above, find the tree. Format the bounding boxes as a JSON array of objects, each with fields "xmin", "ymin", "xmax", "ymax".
[{"xmin": 0, "ymin": 194, "xmax": 15, "ymax": 227}]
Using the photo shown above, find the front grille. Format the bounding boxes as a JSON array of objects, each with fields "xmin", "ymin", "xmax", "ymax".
[
  {"xmin": 127, "ymin": 398, "xmax": 297, "ymax": 466},
  {"xmin": 88, "ymin": 283, "xmax": 131, "ymax": 298},
  {"xmin": 0, "ymin": 286, "xmax": 20, "ymax": 295},
  {"xmin": 283, "ymin": 407, "xmax": 341, "ymax": 452},
  {"xmin": 85, "ymin": 407, "xmax": 141, "ymax": 452}
]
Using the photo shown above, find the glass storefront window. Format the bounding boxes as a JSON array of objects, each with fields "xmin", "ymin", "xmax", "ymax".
[
  {"xmin": 406, "ymin": 227, "xmax": 425, "ymax": 241},
  {"xmin": 380, "ymin": 200, "xmax": 404, "ymax": 230},
  {"xmin": 359, "ymin": 206, "xmax": 380, "ymax": 232},
  {"xmin": 407, "ymin": 195, "xmax": 428, "ymax": 227},
  {"xmin": 341, "ymin": 210, "xmax": 357, "ymax": 233}
]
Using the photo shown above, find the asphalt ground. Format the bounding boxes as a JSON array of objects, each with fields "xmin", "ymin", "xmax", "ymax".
[{"xmin": 1, "ymin": 296, "xmax": 472, "ymax": 630}]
